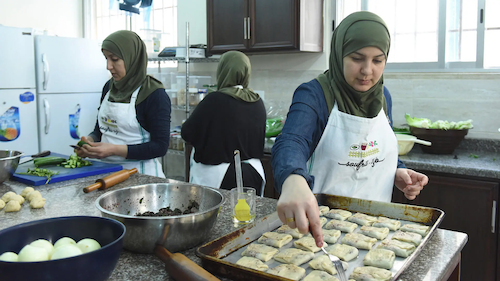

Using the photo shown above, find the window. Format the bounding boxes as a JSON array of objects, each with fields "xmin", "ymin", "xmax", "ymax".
[
  {"xmin": 88, "ymin": 0, "xmax": 177, "ymax": 53},
  {"xmin": 335, "ymin": 0, "xmax": 499, "ymax": 71}
]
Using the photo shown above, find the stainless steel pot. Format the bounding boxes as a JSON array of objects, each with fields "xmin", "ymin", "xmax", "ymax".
[
  {"xmin": 0, "ymin": 150, "xmax": 22, "ymax": 184},
  {"xmin": 95, "ymin": 183, "xmax": 224, "ymax": 253}
]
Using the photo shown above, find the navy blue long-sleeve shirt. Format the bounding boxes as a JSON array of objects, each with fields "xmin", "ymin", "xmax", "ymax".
[
  {"xmin": 271, "ymin": 79, "xmax": 405, "ymax": 193},
  {"xmin": 89, "ymin": 80, "xmax": 171, "ymax": 160}
]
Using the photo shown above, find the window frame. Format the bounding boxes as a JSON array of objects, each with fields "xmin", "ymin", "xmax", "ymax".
[{"xmin": 333, "ymin": 0, "xmax": 497, "ymax": 72}]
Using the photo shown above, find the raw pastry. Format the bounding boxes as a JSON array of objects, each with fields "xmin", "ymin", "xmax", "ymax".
[
  {"xmin": 235, "ymin": 256, "xmax": 269, "ymax": 271},
  {"xmin": 276, "ymin": 224, "xmax": 304, "ymax": 239},
  {"xmin": 273, "ymin": 248, "xmax": 315, "ymax": 266},
  {"xmin": 294, "ymin": 236, "xmax": 327, "ymax": 252},
  {"xmin": 319, "ymin": 205, "xmax": 330, "ymax": 216},
  {"xmin": 348, "ymin": 213, "xmax": 377, "ymax": 226},
  {"xmin": 310, "ymin": 228, "xmax": 341, "ymax": 244},
  {"xmin": 1, "ymin": 191, "xmax": 16, "ymax": 202},
  {"xmin": 20, "ymin": 187, "xmax": 35, "ymax": 198},
  {"xmin": 324, "ymin": 219, "xmax": 358, "ymax": 233},
  {"xmin": 341, "ymin": 233, "xmax": 377, "ymax": 250},
  {"xmin": 392, "ymin": 230, "xmax": 422, "ymax": 246},
  {"xmin": 303, "ymin": 270, "xmax": 339, "ymax": 281},
  {"xmin": 4, "ymin": 200, "xmax": 21, "ymax": 212},
  {"xmin": 257, "ymin": 232, "xmax": 293, "ymax": 248},
  {"xmin": 363, "ymin": 249, "xmax": 396, "ymax": 270},
  {"xmin": 308, "ymin": 255, "xmax": 348, "ymax": 275},
  {"xmin": 349, "ymin": 266, "xmax": 392, "ymax": 281},
  {"xmin": 30, "ymin": 197, "xmax": 46, "ymax": 209},
  {"xmin": 325, "ymin": 244, "xmax": 359, "ymax": 262},
  {"xmin": 360, "ymin": 225, "xmax": 390, "ymax": 240},
  {"xmin": 0, "ymin": 199, "xmax": 5, "ymax": 210},
  {"xmin": 7, "ymin": 194, "xmax": 25, "ymax": 205},
  {"xmin": 400, "ymin": 223, "xmax": 430, "ymax": 236},
  {"xmin": 241, "ymin": 243, "xmax": 278, "ymax": 262},
  {"xmin": 320, "ymin": 217, "xmax": 328, "ymax": 227},
  {"xmin": 26, "ymin": 190, "xmax": 42, "ymax": 202},
  {"xmin": 267, "ymin": 264, "xmax": 306, "ymax": 281},
  {"xmin": 373, "ymin": 216, "xmax": 401, "ymax": 231},
  {"xmin": 324, "ymin": 209, "xmax": 352, "ymax": 221},
  {"xmin": 377, "ymin": 238, "xmax": 416, "ymax": 258}
]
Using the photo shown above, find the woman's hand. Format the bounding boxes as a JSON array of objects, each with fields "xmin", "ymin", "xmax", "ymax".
[
  {"xmin": 394, "ymin": 168, "xmax": 429, "ymax": 200},
  {"xmin": 76, "ymin": 136, "xmax": 128, "ymax": 159},
  {"xmin": 277, "ymin": 174, "xmax": 324, "ymax": 247},
  {"xmin": 75, "ymin": 136, "xmax": 94, "ymax": 158}
]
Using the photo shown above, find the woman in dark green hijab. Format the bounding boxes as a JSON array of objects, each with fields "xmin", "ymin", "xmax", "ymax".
[
  {"xmin": 76, "ymin": 30, "xmax": 171, "ymax": 178},
  {"xmin": 181, "ymin": 51, "xmax": 267, "ymax": 195},
  {"xmin": 271, "ymin": 12, "xmax": 429, "ymax": 247}
]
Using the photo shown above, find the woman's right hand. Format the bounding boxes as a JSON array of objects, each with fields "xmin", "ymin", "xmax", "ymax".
[
  {"xmin": 75, "ymin": 136, "xmax": 94, "ymax": 158},
  {"xmin": 277, "ymin": 174, "xmax": 324, "ymax": 247}
]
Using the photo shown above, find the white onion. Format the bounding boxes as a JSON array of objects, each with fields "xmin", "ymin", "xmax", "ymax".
[
  {"xmin": 53, "ymin": 237, "xmax": 76, "ymax": 249},
  {"xmin": 76, "ymin": 238, "xmax": 101, "ymax": 254},
  {"xmin": 0, "ymin": 252, "xmax": 19, "ymax": 262},
  {"xmin": 30, "ymin": 239, "xmax": 54, "ymax": 258},
  {"xmin": 18, "ymin": 245, "xmax": 49, "ymax": 262},
  {"xmin": 50, "ymin": 244, "xmax": 82, "ymax": 260}
]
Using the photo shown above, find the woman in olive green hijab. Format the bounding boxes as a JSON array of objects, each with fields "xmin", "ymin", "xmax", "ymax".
[
  {"xmin": 76, "ymin": 30, "xmax": 171, "ymax": 178},
  {"xmin": 181, "ymin": 51, "xmax": 267, "ymax": 195},
  {"xmin": 271, "ymin": 12, "xmax": 429, "ymax": 247}
]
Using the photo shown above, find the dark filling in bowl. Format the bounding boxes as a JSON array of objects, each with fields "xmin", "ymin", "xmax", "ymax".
[{"xmin": 135, "ymin": 200, "xmax": 200, "ymax": 217}]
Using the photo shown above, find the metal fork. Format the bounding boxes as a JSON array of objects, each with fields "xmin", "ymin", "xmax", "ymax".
[{"xmin": 321, "ymin": 246, "xmax": 348, "ymax": 281}]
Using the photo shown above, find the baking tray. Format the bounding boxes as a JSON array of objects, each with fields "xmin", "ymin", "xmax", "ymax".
[{"xmin": 196, "ymin": 194, "xmax": 445, "ymax": 281}]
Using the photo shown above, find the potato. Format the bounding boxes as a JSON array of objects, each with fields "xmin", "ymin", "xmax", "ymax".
[
  {"xmin": 54, "ymin": 237, "xmax": 76, "ymax": 249},
  {"xmin": 4, "ymin": 200, "xmax": 21, "ymax": 212},
  {"xmin": 20, "ymin": 187, "xmax": 35, "ymax": 198},
  {"xmin": 76, "ymin": 238, "xmax": 101, "ymax": 254},
  {"xmin": 50, "ymin": 244, "xmax": 82, "ymax": 260},
  {"xmin": 0, "ymin": 252, "xmax": 18, "ymax": 262},
  {"xmin": 30, "ymin": 239, "xmax": 54, "ymax": 258},
  {"xmin": 18, "ymin": 245, "xmax": 49, "ymax": 262}
]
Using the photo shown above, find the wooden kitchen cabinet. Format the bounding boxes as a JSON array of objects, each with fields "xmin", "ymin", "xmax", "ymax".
[
  {"xmin": 392, "ymin": 171, "xmax": 499, "ymax": 281},
  {"xmin": 206, "ymin": 0, "xmax": 323, "ymax": 55}
]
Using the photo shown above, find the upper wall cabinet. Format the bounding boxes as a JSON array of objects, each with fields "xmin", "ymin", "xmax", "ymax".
[{"xmin": 207, "ymin": 0, "xmax": 323, "ymax": 55}]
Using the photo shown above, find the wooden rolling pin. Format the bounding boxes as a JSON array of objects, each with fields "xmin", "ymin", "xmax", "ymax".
[
  {"xmin": 83, "ymin": 168, "xmax": 138, "ymax": 193},
  {"xmin": 154, "ymin": 245, "xmax": 220, "ymax": 281}
]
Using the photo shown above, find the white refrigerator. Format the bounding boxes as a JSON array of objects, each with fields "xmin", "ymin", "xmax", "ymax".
[
  {"xmin": 34, "ymin": 35, "xmax": 109, "ymax": 155},
  {"xmin": 0, "ymin": 26, "xmax": 39, "ymax": 155}
]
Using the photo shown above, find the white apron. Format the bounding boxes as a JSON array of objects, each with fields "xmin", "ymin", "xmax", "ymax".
[
  {"xmin": 307, "ymin": 103, "xmax": 397, "ymax": 202},
  {"xmin": 98, "ymin": 87, "xmax": 165, "ymax": 178},
  {"xmin": 189, "ymin": 149, "xmax": 266, "ymax": 196}
]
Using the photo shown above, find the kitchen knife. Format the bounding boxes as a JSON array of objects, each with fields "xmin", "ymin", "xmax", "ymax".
[{"xmin": 18, "ymin": 150, "xmax": 51, "ymax": 165}]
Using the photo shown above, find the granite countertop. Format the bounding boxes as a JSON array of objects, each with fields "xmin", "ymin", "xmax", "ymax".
[
  {"xmin": 265, "ymin": 138, "xmax": 500, "ymax": 180},
  {"xmin": 0, "ymin": 173, "xmax": 467, "ymax": 281}
]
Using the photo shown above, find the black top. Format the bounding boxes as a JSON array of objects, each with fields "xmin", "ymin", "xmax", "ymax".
[
  {"xmin": 181, "ymin": 91, "xmax": 266, "ymax": 164},
  {"xmin": 89, "ymin": 80, "xmax": 171, "ymax": 160}
]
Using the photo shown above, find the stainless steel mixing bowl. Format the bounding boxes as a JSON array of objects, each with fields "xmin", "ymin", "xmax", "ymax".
[
  {"xmin": 95, "ymin": 183, "xmax": 224, "ymax": 254},
  {"xmin": 0, "ymin": 150, "xmax": 22, "ymax": 184}
]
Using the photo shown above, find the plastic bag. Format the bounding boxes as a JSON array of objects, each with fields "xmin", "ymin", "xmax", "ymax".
[{"xmin": 264, "ymin": 100, "xmax": 289, "ymax": 138}]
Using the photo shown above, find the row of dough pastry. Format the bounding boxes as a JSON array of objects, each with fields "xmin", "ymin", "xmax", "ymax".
[{"xmin": 236, "ymin": 207, "xmax": 431, "ymax": 281}]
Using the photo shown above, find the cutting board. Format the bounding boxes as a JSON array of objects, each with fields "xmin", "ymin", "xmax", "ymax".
[{"xmin": 12, "ymin": 153, "xmax": 123, "ymax": 186}]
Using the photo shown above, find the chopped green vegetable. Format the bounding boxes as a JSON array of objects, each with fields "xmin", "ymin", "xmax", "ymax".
[
  {"xmin": 405, "ymin": 113, "xmax": 473, "ymax": 130},
  {"xmin": 393, "ymin": 127, "xmax": 411, "ymax": 134},
  {"xmin": 469, "ymin": 153, "xmax": 479, "ymax": 158},
  {"xmin": 405, "ymin": 113, "xmax": 431, "ymax": 129},
  {"xmin": 60, "ymin": 154, "xmax": 92, "ymax": 169},
  {"xmin": 77, "ymin": 140, "xmax": 90, "ymax": 147},
  {"xmin": 18, "ymin": 168, "xmax": 59, "ymax": 184}
]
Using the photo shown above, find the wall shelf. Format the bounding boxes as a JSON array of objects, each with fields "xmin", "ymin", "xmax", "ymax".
[{"xmin": 148, "ymin": 57, "xmax": 219, "ymax": 63}]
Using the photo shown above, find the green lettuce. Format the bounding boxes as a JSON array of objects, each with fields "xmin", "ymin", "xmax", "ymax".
[
  {"xmin": 405, "ymin": 113, "xmax": 473, "ymax": 130},
  {"xmin": 405, "ymin": 113, "xmax": 431, "ymax": 128}
]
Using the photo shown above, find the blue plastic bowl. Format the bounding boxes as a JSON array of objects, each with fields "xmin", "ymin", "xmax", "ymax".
[{"xmin": 0, "ymin": 216, "xmax": 125, "ymax": 281}]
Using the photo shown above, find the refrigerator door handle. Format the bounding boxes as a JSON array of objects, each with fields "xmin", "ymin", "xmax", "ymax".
[
  {"xmin": 43, "ymin": 98, "xmax": 50, "ymax": 134},
  {"xmin": 42, "ymin": 53, "xmax": 49, "ymax": 90}
]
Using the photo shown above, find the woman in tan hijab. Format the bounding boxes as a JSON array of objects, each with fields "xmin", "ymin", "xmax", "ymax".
[
  {"xmin": 76, "ymin": 30, "xmax": 171, "ymax": 177},
  {"xmin": 271, "ymin": 12, "xmax": 428, "ymax": 247},
  {"xmin": 181, "ymin": 51, "xmax": 267, "ymax": 195}
]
